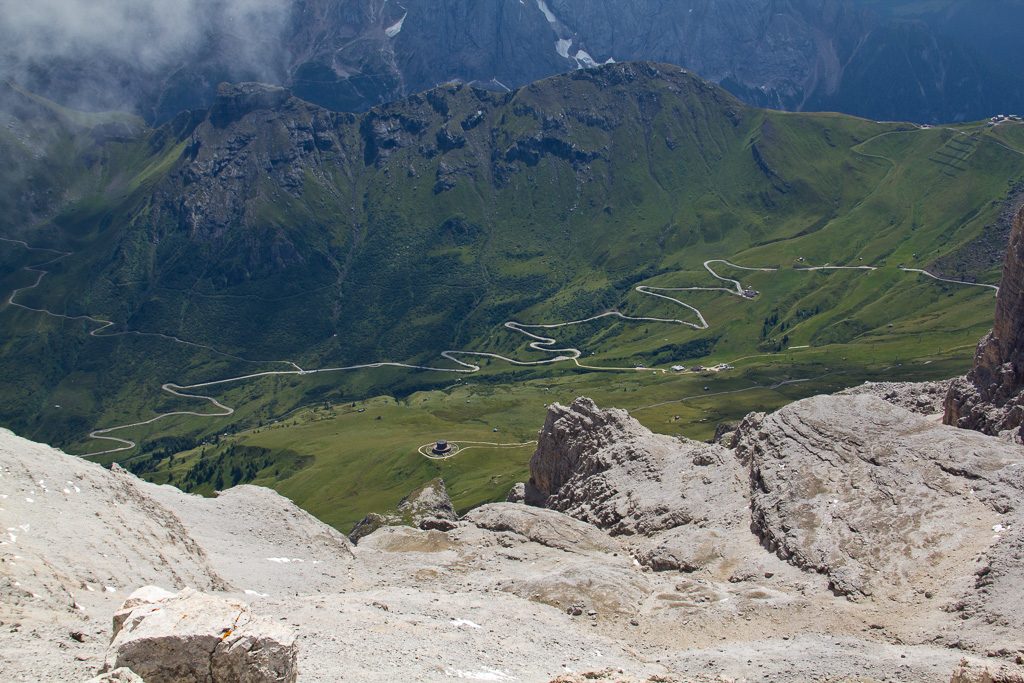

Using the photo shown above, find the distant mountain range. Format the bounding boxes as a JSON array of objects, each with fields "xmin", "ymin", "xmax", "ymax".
[{"xmin": 3, "ymin": 0, "xmax": 1024, "ymax": 124}]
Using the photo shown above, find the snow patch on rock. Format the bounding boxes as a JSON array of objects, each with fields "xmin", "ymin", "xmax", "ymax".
[
  {"xmin": 535, "ymin": 0, "xmax": 557, "ymax": 25},
  {"xmin": 385, "ymin": 12, "xmax": 407, "ymax": 38}
]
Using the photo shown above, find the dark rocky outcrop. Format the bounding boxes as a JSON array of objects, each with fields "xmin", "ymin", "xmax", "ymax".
[
  {"xmin": 503, "ymin": 134, "xmax": 601, "ymax": 166},
  {"xmin": 209, "ymin": 83, "xmax": 292, "ymax": 129},
  {"xmin": 12, "ymin": 0, "xmax": 1024, "ymax": 127},
  {"xmin": 945, "ymin": 206, "xmax": 1024, "ymax": 440}
]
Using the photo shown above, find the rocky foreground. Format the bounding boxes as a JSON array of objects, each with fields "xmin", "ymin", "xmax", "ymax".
[
  {"xmin": 2, "ymin": 380, "xmax": 1023, "ymax": 682},
  {"xmin": 4, "ymin": 207, "xmax": 1024, "ymax": 682}
]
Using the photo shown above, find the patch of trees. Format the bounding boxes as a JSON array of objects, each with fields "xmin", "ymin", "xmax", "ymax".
[{"xmin": 176, "ymin": 445, "xmax": 312, "ymax": 494}]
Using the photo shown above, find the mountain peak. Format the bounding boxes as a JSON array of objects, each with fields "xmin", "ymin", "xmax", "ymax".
[{"xmin": 209, "ymin": 82, "xmax": 292, "ymax": 128}]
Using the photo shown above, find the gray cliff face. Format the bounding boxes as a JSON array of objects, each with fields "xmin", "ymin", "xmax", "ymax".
[
  {"xmin": 526, "ymin": 394, "xmax": 1024, "ymax": 656},
  {"xmin": 737, "ymin": 394, "xmax": 1023, "ymax": 603},
  {"xmin": 6, "ymin": 0, "xmax": 1024, "ymax": 124},
  {"xmin": 527, "ymin": 397, "xmax": 747, "ymax": 537},
  {"xmin": 946, "ymin": 206, "xmax": 1024, "ymax": 439}
]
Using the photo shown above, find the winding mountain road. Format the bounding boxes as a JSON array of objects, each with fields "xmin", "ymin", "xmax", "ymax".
[
  {"xmin": 0, "ymin": 238, "xmax": 304, "ymax": 369},
  {"xmin": 795, "ymin": 264, "xmax": 877, "ymax": 272},
  {"xmin": 899, "ymin": 266, "xmax": 999, "ymax": 292},
  {"xmin": 0, "ymin": 238, "xmax": 996, "ymax": 456}
]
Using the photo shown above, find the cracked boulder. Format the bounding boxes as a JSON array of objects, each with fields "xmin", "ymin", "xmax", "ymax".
[{"xmin": 104, "ymin": 587, "xmax": 297, "ymax": 683}]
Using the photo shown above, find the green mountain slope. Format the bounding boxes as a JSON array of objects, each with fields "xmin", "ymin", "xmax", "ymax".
[{"xmin": 2, "ymin": 63, "xmax": 1024, "ymax": 526}]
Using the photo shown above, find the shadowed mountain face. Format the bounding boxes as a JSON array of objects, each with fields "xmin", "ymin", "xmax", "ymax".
[{"xmin": 3, "ymin": 0, "xmax": 1024, "ymax": 124}]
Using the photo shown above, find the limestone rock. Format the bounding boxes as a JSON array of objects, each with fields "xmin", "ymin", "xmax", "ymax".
[
  {"xmin": 6, "ymin": 392, "xmax": 1024, "ymax": 681},
  {"xmin": 948, "ymin": 521, "xmax": 1024, "ymax": 654},
  {"xmin": 463, "ymin": 503, "xmax": 620, "ymax": 554},
  {"xmin": 506, "ymin": 482, "xmax": 527, "ymax": 503},
  {"xmin": 349, "ymin": 477, "xmax": 457, "ymax": 543},
  {"xmin": 399, "ymin": 477, "xmax": 457, "ymax": 522},
  {"xmin": 951, "ymin": 658, "xmax": 1024, "ymax": 683},
  {"xmin": 713, "ymin": 422, "xmax": 739, "ymax": 448},
  {"xmin": 348, "ymin": 512, "xmax": 390, "ymax": 543},
  {"xmin": 842, "ymin": 379, "xmax": 951, "ymax": 415},
  {"xmin": 105, "ymin": 587, "xmax": 297, "ymax": 683},
  {"xmin": 735, "ymin": 394, "xmax": 1024, "ymax": 599},
  {"xmin": 946, "ymin": 206, "xmax": 1024, "ymax": 439},
  {"xmin": 144, "ymin": 484, "xmax": 354, "ymax": 595},
  {"xmin": 112, "ymin": 586, "xmax": 176, "ymax": 634},
  {"xmin": 527, "ymin": 397, "xmax": 746, "ymax": 536},
  {"xmin": 547, "ymin": 670, "xmax": 662, "ymax": 682},
  {"xmin": 87, "ymin": 668, "xmax": 144, "ymax": 683}
]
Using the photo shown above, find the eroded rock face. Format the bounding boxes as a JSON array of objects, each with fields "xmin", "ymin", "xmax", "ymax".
[
  {"xmin": 525, "ymin": 398, "xmax": 763, "ymax": 576},
  {"xmin": 736, "ymin": 394, "xmax": 1024, "ymax": 600},
  {"xmin": 946, "ymin": 206, "xmax": 1024, "ymax": 440},
  {"xmin": 527, "ymin": 397, "xmax": 746, "ymax": 536},
  {"xmin": 105, "ymin": 587, "xmax": 297, "ymax": 683},
  {"xmin": 463, "ymin": 503, "xmax": 619, "ymax": 554},
  {"xmin": 349, "ymin": 477, "xmax": 458, "ymax": 543}
]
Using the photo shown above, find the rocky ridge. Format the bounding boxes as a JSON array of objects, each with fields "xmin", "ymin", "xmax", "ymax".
[
  {"xmin": 7, "ymin": 1, "xmax": 1024, "ymax": 124},
  {"xmin": 528, "ymin": 394, "xmax": 1024, "ymax": 643},
  {"xmin": 840, "ymin": 379, "xmax": 951, "ymax": 415},
  {"xmin": 947, "ymin": 206, "xmax": 1024, "ymax": 440}
]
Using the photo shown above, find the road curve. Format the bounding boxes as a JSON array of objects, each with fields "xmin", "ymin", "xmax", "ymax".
[
  {"xmin": 0, "ymin": 236, "xmax": 996, "ymax": 456},
  {"xmin": 794, "ymin": 264, "xmax": 878, "ymax": 272},
  {"xmin": 417, "ymin": 440, "xmax": 537, "ymax": 460},
  {"xmin": 899, "ymin": 266, "xmax": 999, "ymax": 292}
]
